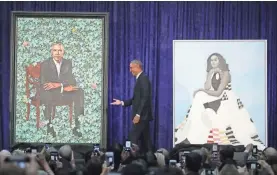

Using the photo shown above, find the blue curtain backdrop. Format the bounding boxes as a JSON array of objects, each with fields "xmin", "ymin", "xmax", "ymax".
[{"xmin": 1, "ymin": 1, "xmax": 277, "ymax": 150}]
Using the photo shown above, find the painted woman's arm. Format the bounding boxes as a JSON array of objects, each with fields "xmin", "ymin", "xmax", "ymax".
[
  {"xmin": 203, "ymin": 71, "xmax": 230, "ymax": 97},
  {"xmin": 204, "ymin": 70, "xmax": 214, "ymax": 90}
]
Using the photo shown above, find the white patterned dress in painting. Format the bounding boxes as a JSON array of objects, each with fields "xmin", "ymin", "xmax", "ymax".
[{"xmin": 175, "ymin": 72, "xmax": 265, "ymax": 150}]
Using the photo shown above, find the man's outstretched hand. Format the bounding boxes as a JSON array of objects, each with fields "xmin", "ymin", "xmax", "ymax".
[
  {"xmin": 110, "ymin": 99, "xmax": 122, "ymax": 105},
  {"xmin": 64, "ymin": 86, "xmax": 78, "ymax": 92},
  {"xmin": 44, "ymin": 83, "xmax": 61, "ymax": 90}
]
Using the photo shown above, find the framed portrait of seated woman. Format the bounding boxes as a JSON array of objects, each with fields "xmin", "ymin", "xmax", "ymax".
[{"xmin": 173, "ymin": 40, "xmax": 267, "ymax": 150}]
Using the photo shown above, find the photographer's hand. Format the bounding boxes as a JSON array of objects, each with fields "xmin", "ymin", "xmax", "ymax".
[
  {"xmin": 121, "ymin": 150, "xmax": 130, "ymax": 162},
  {"xmin": 25, "ymin": 154, "xmax": 39, "ymax": 175},
  {"xmin": 258, "ymin": 160, "xmax": 274, "ymax": 175},
  {"xmin": 101, "ymin": 166, "xmax": 111, "ymax": 175},
  {"xmin": 36, "ymin": 153, "xmax": 54, "ymax": 175},
  {"xmin": 71, "ymin": 151, "xmax": 76, "ymax": 169}
]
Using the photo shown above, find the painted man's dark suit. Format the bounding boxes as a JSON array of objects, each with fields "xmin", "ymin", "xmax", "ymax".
[
  {"xmin": 123, "ymin": 72, "xmax": 153, "ymax": 152},
  {"xmin": 40, "ymin": 58, "xmax": 84, "ymax": 137}
]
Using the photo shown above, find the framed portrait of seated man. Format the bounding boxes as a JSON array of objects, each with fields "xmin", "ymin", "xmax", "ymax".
[{"xmin": 10, "ymin": 12, "xmax": 109, "ymax": 147}]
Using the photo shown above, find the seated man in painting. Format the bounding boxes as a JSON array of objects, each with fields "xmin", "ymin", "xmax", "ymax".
[{"xmin": 40, "ymin": 42, "xmax": 84, "ymax": 137}]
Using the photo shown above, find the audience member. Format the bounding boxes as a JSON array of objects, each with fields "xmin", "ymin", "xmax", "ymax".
[
  {"xmin": 0, "ymin": 141, "xmax": 275, "ymax": 175},
  {"xmin": 121, "ymin": 163, "xmax": 145, "ymax": 175},
  {"xmin": 184, "ymin": 152, "xmax": 202, "ymax": 175},
  {"xmin": 218, "ymin": 145, "xmax": 240, "ymax": 175},
  {"xmin": 84, "ymin": 156, "xmax": 103, "ymax": 175},
  {"xmin": 0, "ymin": 150, "xmax": 11, "ymax": 168},
  {"xmin": 0, "ymin": 163, "xmax": 25, "ymax": 175},
  {"xmin": 155, "ymin": 166, "xmax": 184, "ymax": 175}
]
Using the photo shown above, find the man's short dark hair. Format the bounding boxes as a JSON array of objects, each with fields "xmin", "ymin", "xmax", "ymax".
[
  {"xmin": 220, "ymin": 145, "xmax": 235, "ymax": 160},
  {"xmin": 122, "ymin": 163, "xmax": 145, "ymax": 175},
  {"xmin": 85, "ymin": 157, "xmax": 102, "ymax": 175},
  {"xmin": 155, "ymin": 167, "xmax": 184, "ymax": 175},
  {"xmin": 185, "ymin": 152, "xmax": 202, "ymax": 172}
]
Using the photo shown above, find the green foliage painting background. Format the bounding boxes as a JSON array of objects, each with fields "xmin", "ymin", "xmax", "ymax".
[{"xmin": 15, "ymin": 17, "xmax": 104, "ymax": 143}]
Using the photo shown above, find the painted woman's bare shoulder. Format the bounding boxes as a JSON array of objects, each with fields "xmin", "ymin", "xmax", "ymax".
[{"xmin": 222, "ymin": 71, "xmax": 231, "ymax": 82}]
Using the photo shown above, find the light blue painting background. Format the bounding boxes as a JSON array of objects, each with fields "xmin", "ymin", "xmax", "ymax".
[{"xmin": 174, "ymin": 40, "xmax": 267, "ymax": 144}]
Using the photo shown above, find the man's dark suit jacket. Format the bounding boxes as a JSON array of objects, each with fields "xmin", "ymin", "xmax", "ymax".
[
  {"xmin": 123, "ymin": 73, "xmax": 153, "ymax": 121},
  {"xmin": 40, "ymin": 58, "xmax": 76, "ymax": 102}
]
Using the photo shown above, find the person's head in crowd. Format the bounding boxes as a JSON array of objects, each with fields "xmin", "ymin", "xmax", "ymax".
[
  {"xmin": 262, "ymin": 147, "xmax": 277, "ymax": 160},
  {"xmin": 154, "ymin": 152, "xmax": 165, "ymax": 167},
  {"xmin": 155, "ymin": 166, "xmax": 184, "ymax": 175},
  {"xmin": 192, "ymin": 149, "xmax": 207, "ymax": 173},
  {"xmin": 258, "ymin": 159, "xmax": 275, "ymax": 175},
  {"xmin": 145, "ymin": 151, "xmax": 158, "ymax": 167},
  {"xmin": 200, "ymin": 147, "xmax": 210, "ymax": 164},
  {"xmin": 156, "ymin": 148, "xmax": 169, "ymax": 160},
  {"xmin": 219, "ymin": 145, "xmax": 235, "ymax": 162},
  {"xmin": 89, "ymin": 149, "xmax": 105, "ymax": 166},
  {"xmin": 112, "ymin": 143, "xmax": 123, "ymax": 171},
  {"xmin": 261, "ymin": 147, "xmax": 277, "ymax": 175},
  {"xmin": 131, "ymin": 143, "xmax": 140, "ymax": 157},
  {"xmin": 84, "ymin": 150, "xmax": 93, "ymax": 163},
  {"xmin": 113, "ymin": 142, "xmax": 123, "ymax": 153},
  {"xmin": 218, "ymin": 146, "xmax": 238, "ymax": 173},
  {"xmin": 121, "ymin": 163, "xmax": 145, "ymax": 175},
  {"xmin": 59, "ymin": 145, "xmax": 72, "ymax": 161},
  {"xmin": 0, "ymin": 150, "xmax": 11, "ymax": 157},
  {"xmin": 0, "ymin": 163, "xmax": 25, "ymax": 175},
  {"xmin": 56, "ymin": 156, "xmax": 74, "ymax": 174},
  {"xmin": 185, "ymin": 152, "xmax": 202, "ymax": 173},
  {"xmin": 147, "ymin": 167, "xmax": 160, "ymax": 175},
  {"xmin": 156, "ymin": 148, "xmax": 170, "ymax": 166},
  {"xmin": 219, "ymin": 164, "xmax": 240, "ymax": 175},
  {"xmin": 84, "ymin": 156, "xmax": 102, "ymax": 175},
  {"xmin": 131, "ymin": 143, "xmax": 140, "ymax": 152},
  {"xmin": 12, "ymin": 149, "xmax": 25, "ymax": 156},
  {"xmin": 0, "ymin": 150, "xmax": 11, "ymax": 168},
  {"xmin": 192, "ymin": 149, "xmax": 204, "ymax": 163},
  {"xmin": 121, "ymin": 149, "xmax": 135, "ymax": 165},
  {"xmin": 131, "ymin": 158, "xmax": 148, "ymax": 173}
]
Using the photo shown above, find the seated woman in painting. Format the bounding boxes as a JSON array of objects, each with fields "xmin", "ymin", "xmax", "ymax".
[{"xmin": 175, "ymin": 53, "xmax": 265, "ymax": 150}]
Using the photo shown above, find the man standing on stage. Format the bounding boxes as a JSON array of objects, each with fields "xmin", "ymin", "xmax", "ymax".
[{"xmin": 111, "ymin": 59, "xmax": 153, "ymax": 152}]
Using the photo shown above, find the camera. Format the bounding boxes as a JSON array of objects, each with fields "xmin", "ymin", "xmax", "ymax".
[
  {"xmin": 252, "ymin": 145, "xmax": 258, "ymax": 156},
  {"xmin": 246, "ymin": 160, "xmax": 261, "ymax": 169},
  {"xmin": 212, "ymin": 144, "xmax": 218, "ymax": 152},
  {"xmin": 169, "ymin": 160, "xmax": 177, "ymax": 167},
  {"xmin": 105, "ymin": 152, "xmax": 114, "ymax": 168},
  {"xmin": 45, "ymin": 143, "xmax": 51, "ymax": 150},
  {"xmin": 93, "ymin": 144, "xmax": 100, "ymax": 156},
  {"xmin": 210, "ymin": 144, "xmax": 220, "ymax": 168},
  {"xmin": 25, "ymin": 147, "xmax": 37, "ymax": 154},
  {"xmin": 5, "ymin": 156, "xmax": 30, "ymax": 169},
  {"xmin": 156, "ymin": 150, "xmax": 163, "ymax": 154},
  {"xmin": 124, "ymin": 140, "xmax": 131, "ymax": 151},
  {"xmin": 205, "ymin": 169, "xmax": 215, "ymax": 175},
  {"xmin": 178, "ymin": 151, "xmax": 189, "ymax": 167},
  {"xmin": 50, "ymin": 151, "xmax": 59, "ymax": 161}
]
